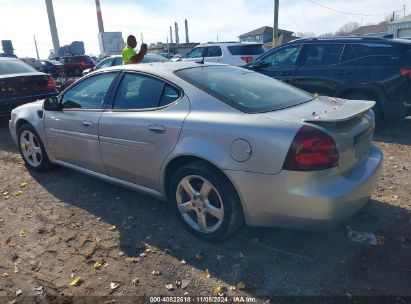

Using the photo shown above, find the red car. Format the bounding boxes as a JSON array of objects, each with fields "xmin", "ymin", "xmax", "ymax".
[{"xmin": 61, "ymin": 55, "xmax": 95, "ymax": 76}]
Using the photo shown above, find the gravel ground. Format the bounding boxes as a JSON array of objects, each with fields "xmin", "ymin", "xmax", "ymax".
[{"xmin": 0, "ymin": 117, "xmax": 410, "ymax": 303}]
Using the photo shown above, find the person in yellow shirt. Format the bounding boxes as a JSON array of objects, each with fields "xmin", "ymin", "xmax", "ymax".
[{"xmin": 122, "ymin": 35, "xmax": 148, "ymax": 64}]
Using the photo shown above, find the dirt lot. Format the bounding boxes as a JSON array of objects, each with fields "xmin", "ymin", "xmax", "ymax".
[{"xmin": 0, "ymin": 117, "xmax": 410, "ymax": 303}]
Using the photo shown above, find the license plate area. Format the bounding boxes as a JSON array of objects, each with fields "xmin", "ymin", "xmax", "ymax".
[{"xmin": 354, "ymin": 128, "xmax": 373, "ymax": 159}]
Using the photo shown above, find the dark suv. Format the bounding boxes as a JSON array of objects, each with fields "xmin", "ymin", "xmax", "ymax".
[
  {"xmin": 61, "ymin": 55, "xmax": 95, "ymax": 76},
  {"xmin": 246, "ymin": 37, "xmax": 411, "ymax": 120}
]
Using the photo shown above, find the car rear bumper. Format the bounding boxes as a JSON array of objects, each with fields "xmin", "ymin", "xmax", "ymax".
[{"xmin": 224, "ymin": 145, "xmax": 383, "ymax": 230}]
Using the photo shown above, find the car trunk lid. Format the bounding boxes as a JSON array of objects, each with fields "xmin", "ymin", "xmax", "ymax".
[
  {"xmin": 0, "ymin": 72, "xmax": 51, "ymax": 101},
  {"xmin": 259, "ymin": 96, "xmax": 376, "ymax": 174}
]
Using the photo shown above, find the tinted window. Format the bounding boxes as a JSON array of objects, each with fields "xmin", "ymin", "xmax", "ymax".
[
  {"xmin": 353, "ymin": 43, "xmax": 399, "ymax": 57},
  {"xmin": 176, "ymin": 66, "xmax": 313, "ymax": 113},
  {"xmin": 260, "ymin": 44, "xmax": 301, "ymax": 68},
  {"xmin": 95, "ymin": 57, "xmax": 114, "ymax": 70},
  {"xmin": 0, "ymin": 60, "xmax": 37, "ymax": 75},
  {"xmin": 142, "ymin": 54, "xmax": 171, "ymax": 63},
  {"xmin": 302, "ymin": 44, "xmax": 344, "ymax": 66},
  {"xmin": 62, "ymin": 72, "xmax": 117, "ymax": 109},
  {"xmin": 187, "ymin": 47, "xmax": 205, "ymax": 58},
  {"xmin": 340, "ymin": 45, "xmax": 356, "ymax": 63},
  {"xmin": 228, "ymin": 44, "xmax": 265, "ymax": 55},
  {"xmin": 206, "ymin": 46, "xmax": 222, "ymax": 57},
  {"xmin": 113, "ymin": 73, "xmax": 165, "ymax": 109},
  {"xmin": 114, "ymin": 57, "xmax": 123, "ymax": 65},
  {"xmin": 159, "ymin": 85, "xmax": 181, "ymax": 107}
]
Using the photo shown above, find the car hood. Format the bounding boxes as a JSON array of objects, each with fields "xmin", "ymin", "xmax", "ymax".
[{"xmin": 255, "ymin": 96, "xmax": 375, "ymax": 124}]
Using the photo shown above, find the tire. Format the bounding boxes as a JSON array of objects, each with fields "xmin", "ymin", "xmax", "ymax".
[
  {"xmin": 342, "ymin": 91, "xmax": 383, "ymax": 123},
  {"xmin": 168, "ymin": 161, "xmax": 244, "ymax": 241},
  {"xmin": 17, "ymin": 124, "xmax": 53, "ymax": 171}
]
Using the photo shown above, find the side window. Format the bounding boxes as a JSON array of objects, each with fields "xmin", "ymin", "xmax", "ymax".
[
  {"xmin": 95, "ymin": 58, "xmax": 114, "ymax": 70},
  {"xmin": 186, "ymin": 47, "xmax": 205, "ymax": 58},
  {"xmin": 206, "ymin": 46, "xmax": 222, "ymax": 57},
  {"xmin": 302, "ymin": 44, "xmax": 344, "ymax": 66},
  {"xmin": 61, "ymin": 72, "xmax": 117, "ymax": 109},
  {"xmin": 340, "ymin": 44, "xmax": 356, "ymax": 63},
  {"xmin": 159, "ymin": 85, "xmax": 181, "ymax": 107},
  {"xmin": 353, "ymin": 43, "xmax": 400, "ymax": 66},
  {"xmin": 113, "ymin": 73, "xmax": 165, "ymax": 109},
  {"xmin": 261, "ymin": 44, "xmax": 301, "ymax": 68},
  {"xmin": 114, "ymin": 56, "xmax": 123, "ymax": 66}
]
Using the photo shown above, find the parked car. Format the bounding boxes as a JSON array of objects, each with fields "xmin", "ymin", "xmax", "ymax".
[
  {"xmin": 245, "ymin": 37, "xmax": 411, "ymax": 120},
  {"xmin": 9, "ymin": 62, "xmax": 382, "ymax": 240},
  {"xmin": 171, "ymin": 54, "xmax": 183, "ymax": 62},
  {"xmin": 0, "ymin": 58, "xmax": 58, "ymax": 116},
  {"xmin": 38, "ymin": 59, "xmax": 64, "ymax": 78},
  {"xmin": 180, "ymin": 42, "xmax": 266, "ymax": 65},
  {"xmin": 82, "ymin": 54, "xmax": 171, "ymax": 76},
  {"xmin": 0, "ymin": 53, "xmax": 18, "ymax": 58},
  {"xmin": 60, "ymin": 55, "xmax": 95, "ymax": 76}
]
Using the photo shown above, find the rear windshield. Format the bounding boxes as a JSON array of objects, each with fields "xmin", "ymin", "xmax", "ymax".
[
  {"xmin": 0, "ymin": 60, "xmax": 37, "ymax": 75},
  {"xmin": 176, "ymin": 66, "xmax": 313, "ymax": 113},
  {"xmin": 228, "ymin": 45, "xmax": 265, "ymax": 56}
]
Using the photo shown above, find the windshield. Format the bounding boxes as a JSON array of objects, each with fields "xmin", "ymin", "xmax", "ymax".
[
  {"xmin": 176, "ymin": 65, "xmax": 313, "ymax": 113},
  {"xmin": 0, "ymin": 60, "xmax": 37, "ymax": 75}
]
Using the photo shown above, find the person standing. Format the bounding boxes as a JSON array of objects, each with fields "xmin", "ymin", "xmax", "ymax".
[{"xmin": 122, "ymin": 35, "xmax": 148, "ymax": 64}]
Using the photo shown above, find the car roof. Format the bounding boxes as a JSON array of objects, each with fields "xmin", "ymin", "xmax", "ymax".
[
  {"xmin": 196, "ymin": 42, "xmax": 263, "ymax": 47},
  {"xmin": 286, "ymin": 36, "xmax": 411, "ymax": 45},
  {"xmin": 103, "ymin": 61, "xmax": 224, "ymax": 74},
  {"xmin": 0, "ymin": 57, "xmax": 19, "ymax": 62}
]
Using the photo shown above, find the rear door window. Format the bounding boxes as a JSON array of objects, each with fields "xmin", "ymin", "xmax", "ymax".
[
  {"xmin": 227, "ymin": 44, "xmax": 265, "ymax": 55},
  {"xmin": 113, "ymin": 73, "xmax": 164, "ymax": 109},
  {"xmin": 340, "ymin": 44, "xmax": 357, "ymax": 63},
  {"xmin": 301, "ymin": 44, "xmax": 344, "ymax": 66},
  {"xmin": 206, "ymin": 46, "xmax": 222, "ymax": 57}
]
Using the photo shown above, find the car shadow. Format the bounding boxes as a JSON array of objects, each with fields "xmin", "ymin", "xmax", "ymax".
[
  {"xmin": 0, "ymin": 117, "xmax": 19, "ymax": 154},
  {"xmin": 374, "ymin": 117, "xmax": 411, "ymax": 146},
  {"xmin": 27, "ymin": 166, "xmax": 411, "ymax": 297}
]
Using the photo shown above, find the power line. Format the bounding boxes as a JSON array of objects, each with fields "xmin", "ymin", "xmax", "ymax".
[
  {"xmin": 299, "ymin": 3, "xmax": 314, "ymax": 33},
  {"xmin": 306, "ymin": 0, "xmax": 387, "ymax": 17},
  {"xmin": 279, "ymin": 1, "xmax": 303, "ymax": 33}
]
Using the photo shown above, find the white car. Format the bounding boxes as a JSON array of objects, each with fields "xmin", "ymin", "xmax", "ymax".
[{"xmin": 180, "ymin": 42, "xmax": 265, "ymax": 66}]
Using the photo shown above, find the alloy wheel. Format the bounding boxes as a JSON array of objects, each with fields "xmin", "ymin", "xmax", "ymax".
[
  {"xmin": 19, "ymin": 130, "xmax": 43, "ymax": 167},
  {"xmin": 176, "ymin": 175, "xmax": 224, "ymax": 233}
]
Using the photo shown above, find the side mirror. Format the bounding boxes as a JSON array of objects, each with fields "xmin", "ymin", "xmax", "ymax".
[
  {"xmin": 249, "ymin": 60, "xmax": 268, "ymax": 70},
  {"xmin": 43, "ymin": 96, "xmax": 61, "ymax": 111}
]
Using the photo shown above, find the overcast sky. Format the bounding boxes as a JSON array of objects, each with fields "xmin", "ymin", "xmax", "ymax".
[{"xmin": 0, "ymin": 0, "xmax": 408, "ymax": 58}]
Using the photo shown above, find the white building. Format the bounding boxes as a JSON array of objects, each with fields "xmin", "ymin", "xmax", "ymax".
[
  {"xmin": 388, "ymin": 15, "xmax": 411, "ymax": 39},
  {"xmin": 98, "ymin": 32, "xmax": 124, "ymax": 56}
]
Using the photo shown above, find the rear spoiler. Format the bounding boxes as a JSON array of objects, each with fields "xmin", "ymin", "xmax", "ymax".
[{"xmin": 303, "ymin": 100, "xmax": 375, "ymax": 123}]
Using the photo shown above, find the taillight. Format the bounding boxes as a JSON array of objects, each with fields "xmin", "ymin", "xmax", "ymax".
[
  {"xmin": 282, "ymin": 125, "xmax": 339, "ymax": 171},
  {"xmin": 400, "ymin": 68, "xmax": 411, "ymax": 78},
  {"xmin": 241, "ymin": 56, "xmax": 253, "ymax": 63},
  {"xmin": 46, "ymin": 76, "xmax": 56, "ymax": 90}
]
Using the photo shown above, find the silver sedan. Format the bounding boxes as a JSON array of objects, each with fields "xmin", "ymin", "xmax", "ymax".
[{"xmin": 9, "ymin": 62, "xmax": 383, "ymax": 240}]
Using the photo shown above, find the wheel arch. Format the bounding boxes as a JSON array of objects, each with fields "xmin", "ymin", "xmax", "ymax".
[{"xmin": 162, "ymin": 154, "xmax": 248, "ymax": 222}]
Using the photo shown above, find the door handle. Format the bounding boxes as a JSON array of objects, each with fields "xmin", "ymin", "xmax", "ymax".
[
  {"xmin": 82, "ymin": 120, "xmax": 94, "ymax": 127},
  {"xmin": 149, "ymin": 124, "xmax": 166, "ymax": 134}
]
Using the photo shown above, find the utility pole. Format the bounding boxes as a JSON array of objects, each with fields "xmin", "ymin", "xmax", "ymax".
[
  {"xmin": 273, "ymin": 0, "xmax": 279, "ymax": 48},
  {"xmin": 34, "ymin": 35, "xmax": 40, "ymax": 60}
]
